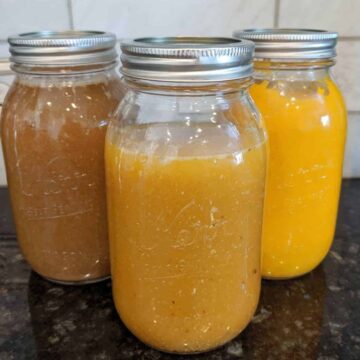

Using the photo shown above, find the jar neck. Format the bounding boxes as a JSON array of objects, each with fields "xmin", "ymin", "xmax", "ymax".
[
  {"xmin": 122, "ymin": 77, "xmax": 253, "ymax": 96},
  {"xmin": 253, "ymin": 58, "xmax": 334, "ymax": 81},
  {"xmin": 253, "ymin": 58, "xmax": 334, "ymax": 71},
  {"xmin": 11, "ymin": 61, "xmax": 118, "ymax": 76}
]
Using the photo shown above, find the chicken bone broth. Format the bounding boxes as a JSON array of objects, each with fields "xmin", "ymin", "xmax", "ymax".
[
  {"xmin": 106, "ymin": 121, "xmax": 266, "ymax": 353},
  {"xmin": 250, "ymin": 75, "xmax": 346, "ymax": 278},
  {"xmin": 233, "ymin": 29, "xmax": 347, "ymax": 279},
  {"xmin": 1, "ymin": 73, "xmax": 124, "ymax": 283}
]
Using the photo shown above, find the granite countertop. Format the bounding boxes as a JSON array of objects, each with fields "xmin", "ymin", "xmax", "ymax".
[{"xmin": 0, "ymin": 180, "xmax": 359, "ymax": 360}]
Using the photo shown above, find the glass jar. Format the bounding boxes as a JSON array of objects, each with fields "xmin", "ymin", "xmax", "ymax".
[
  {"xmin": 106, "ymin": 37, "xmax": 267, "ymax": 353},
  {"xmin": 234, "ymin": 29, "xmax": 347, "ymax": 279},
  {"xmin": 1, "ymin": 31, "xmax": 124, "ymax": 284}
]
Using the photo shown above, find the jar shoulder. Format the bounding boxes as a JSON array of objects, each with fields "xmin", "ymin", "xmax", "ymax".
[
  {"xmin": 109, "ymin": 90, "xmax": 267, "ymax": 155},
  {"xmin": 250, "ymin": 75, "xmax": 346, "ymax": 117},
  {"xmin": 250, "ymin": 74, "xmax": 347, "ymax": 136},
  {"xmin": 116, "ymin": 89, "xmax": 261, "ymax": 126},
  {"xmin": 1, "ymin": 74, "xmax": 124, "ymax": 133}
]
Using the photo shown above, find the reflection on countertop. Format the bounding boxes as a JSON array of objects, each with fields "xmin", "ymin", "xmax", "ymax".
[{"xmin": 0, "ymin": 180, "xmax": 359, "ymax": 360}]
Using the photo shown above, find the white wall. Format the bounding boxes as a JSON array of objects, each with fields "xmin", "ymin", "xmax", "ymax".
[{"xmin": 0, "ymin": 0, "xmax": 359, "ymax": 184}]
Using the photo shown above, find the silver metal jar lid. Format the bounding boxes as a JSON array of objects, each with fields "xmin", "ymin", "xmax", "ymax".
[
  {"xmin": 120, "ymin": 37, "xmax": 254, "ymax": 82},
  {"xmin": 233, "ymin": 29, "xmax": 338, "ymax": 60},
  {"xmin": 8, "ymin": 31, "xmax": 118, "ymax": 66}
]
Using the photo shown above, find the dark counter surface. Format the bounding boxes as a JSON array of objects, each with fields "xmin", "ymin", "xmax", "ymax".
[{"xmin": 0, "ymin": 180, "xmax": 359, "ymax": 360}]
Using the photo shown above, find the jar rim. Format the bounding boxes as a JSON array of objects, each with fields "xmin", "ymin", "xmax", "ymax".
[
  {"xmin": 120, "ymin": 37, "xmax": 254, "ymax": 82},
  {"xmin": 233, "ymin": 28, "xmax": 338, "ymax": 61},
  {"xmin": 8, "ymin": 30, "xmax": 118, "ymax": 67}
]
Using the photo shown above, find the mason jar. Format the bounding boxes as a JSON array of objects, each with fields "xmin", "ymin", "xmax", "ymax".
[
  {"xmin": 105, "ymin": 37, "xmax": 267, "ymax": 353},
  {"xmin": 234, "ymin": 29, "xmax": 347, "ymax": 279},
  {"xmin": 1, "ymin": 31, "xmax": 124, "ymax": 284}
]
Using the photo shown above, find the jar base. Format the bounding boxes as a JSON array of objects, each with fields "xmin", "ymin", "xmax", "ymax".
[
  {"xmin": 129, "ymin": 335, "xmax": 232, "ymax": 355},
  {"xmin": 262, "ymin": 270, "xmax": 313, "ymax": 281},
  {"xmin": 116, "ymin": 305, "xmax": 256, "ymax": 355},
  {"xmin": 39, "ymin": 273, "xmax": 110, "ymax": 286}
]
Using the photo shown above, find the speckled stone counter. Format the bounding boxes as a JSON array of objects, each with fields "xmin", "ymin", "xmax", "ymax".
[{"xmin": 0, "ymin": 180, "xmax": 359, "ymax": 360}]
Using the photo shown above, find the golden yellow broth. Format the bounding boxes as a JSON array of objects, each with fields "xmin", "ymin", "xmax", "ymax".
[
  {"xmin": 250, "ymin": 76, "xmax": 347, "ymax": 279},
  {"xmin": 105, "ymin": 125, "xmax": 266, "ymax": 353}
]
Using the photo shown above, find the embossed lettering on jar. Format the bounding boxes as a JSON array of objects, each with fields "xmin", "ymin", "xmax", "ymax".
[{"xmin": 1, "ymin": 31, "xmax": 124, "ymax": 284}]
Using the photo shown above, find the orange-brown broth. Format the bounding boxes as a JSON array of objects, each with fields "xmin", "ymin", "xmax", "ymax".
[{"xmin": 1, "ymin": 74, "xmax": 124, "ymax": 283}]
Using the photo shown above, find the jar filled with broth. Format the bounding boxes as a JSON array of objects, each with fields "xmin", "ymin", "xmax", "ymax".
[
  {"xmin": 106, "ymin": 37, "xmax": 267, "ymax": 353},
  {"xmin": 234, "ymin": 29, "xmax": 347, "ymax": 279},
  {"xmin": 1, "ymin": 31, "xmax": 124, "ymax": 284}
]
